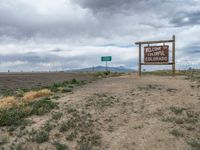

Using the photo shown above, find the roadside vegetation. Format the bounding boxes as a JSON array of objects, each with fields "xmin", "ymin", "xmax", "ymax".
[
  {"xmin": 0, "ymin": 71, "xmax": 125, "ymax": 149},
  {"xmin": 0, "ymin": 96, "xmax": 58, "ymax": 126},
  {"xmin": 142, "ymin": 69, "xmax": 200, "ymax": 77},
  {"xmin": 0, "ymin": 73, "xmax": 116, "ymax": 125},
  {"xmin": 0, "ymin": 71, "xmax": 124, "ymax": 97},
  {"xmin": 162, "ymin": 105, "xmax": 200, "ymax": 149}
]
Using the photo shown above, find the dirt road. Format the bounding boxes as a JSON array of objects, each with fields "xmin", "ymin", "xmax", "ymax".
[{"xmin": 1, "ymin": 74, "xmax": 200, "ymax": 150}]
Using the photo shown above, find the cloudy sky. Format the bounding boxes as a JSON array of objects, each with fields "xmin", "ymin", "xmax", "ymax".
[{"xmin": 0, "ymin": 0, "xmax": 200, "ymax": 72}]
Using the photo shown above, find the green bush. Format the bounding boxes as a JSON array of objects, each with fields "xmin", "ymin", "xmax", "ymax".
[
  {"xmin": 45, "ymin": 79, "xmax": 83, "ymax": 92},
  {"xmin": 61, "ymin": 88, "xmax": 72, "ymax": 93},
  {"xmin": 70, "ymin": 78, "xmax": 79, "ymax": 84},
  {"xmin": 54, "ymin": 142, "xmax": 69, "ymax": 150},
  {"xmin": 0, "ymin": 97, "xmax": 58, "ymax": 126},
  {"xmin": 32, "ymin": 131, "xmax": 49, "ymax": 143},
  {"xmin": 59, "ymin": 122, "xmax": 70, "ymax": 132},
  {"xmin": 1, "ymin": 88, "xmax": 14, "ymax": 97},
  {"xmin": 170, "ymin": 106, "xmax": 185, "ymax": 115},
  {"xmin": 0, "ymin": 107, "xmax": 27, "ymax": 126},
  {"xmin": 188, "ymin": 139, "xmax": 200, "ymax": 149},
  {"xmin": 103, "ymin": 71, "xmax": 111, "ymax": 76},
  {"xmin": 68, "ymin": 85, "xmax": 74, "ymax": 88},
  {"xmin": 52, "ymin": 112, "xmax": 63, "ymax": 120},
  {"xmin": 29, "ymin": 97, "xmax": 58, "ymax": 116},
  {"xmin": 43, "ymin": 122, "xmax": 54, "ymax": 132},
  {"xmin": 52, "ymin": 95, "xmax": 60, "ymax": 100},
  {"xmin": 48, "ymin": 83, "xmax": 62, "ymax": 92},
  {"xmin": 15, "ymin": 143, "xmax": 23, "ymax": 150},
  {"xmin": 170, "ymin": 129, "xmax": 183, "ymax": 137},
  {"xmin": 66, "ymin": 131, "xmax": 77, "ymax": 141}
]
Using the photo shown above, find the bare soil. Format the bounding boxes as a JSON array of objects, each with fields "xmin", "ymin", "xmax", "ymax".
[
  {"xmin": 0, "ymin": 73, "xmax": 200, "ymax": 150},
  {"xmin": 0, "ymin": 72, "xmax": 96, "ymax": 94}
]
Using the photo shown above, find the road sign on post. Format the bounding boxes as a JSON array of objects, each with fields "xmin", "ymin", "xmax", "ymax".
[
  {"xmin": 135, "ymin": 35, "xmax": 176, "ymax": 77},
  {"xmin": 101, "ymin": 56, "xmax": 112, "ymax": 71},
  {"xmin": 101, "ymin": 56, "xmax": 112, "ymax": 62}
]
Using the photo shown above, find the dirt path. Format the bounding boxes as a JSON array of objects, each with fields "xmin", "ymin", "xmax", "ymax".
[
  {"xmin": 1, "ymin": 74, "xmax": 200, "ymax": 150},
  {"xmin": 57, "ymin": 74, "xmax": 199, "ymax": 150}
]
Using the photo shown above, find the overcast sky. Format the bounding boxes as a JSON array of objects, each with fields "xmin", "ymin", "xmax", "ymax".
[{"xmin": 0, "ymin": 0, "xmax": 200, "ymax": 72}]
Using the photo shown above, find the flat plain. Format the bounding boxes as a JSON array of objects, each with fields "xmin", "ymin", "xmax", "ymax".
[{"xmin": 0, "ymin": 72, "xmax": 200, "ymax": 150}]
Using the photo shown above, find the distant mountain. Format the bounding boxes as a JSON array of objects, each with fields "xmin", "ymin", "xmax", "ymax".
[{"xmin": 71, "ymin": 66, "xmax": 135, "ymax": 73}]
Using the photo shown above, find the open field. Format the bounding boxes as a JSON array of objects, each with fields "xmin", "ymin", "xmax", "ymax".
[
  {"xmin": 0, "ymin": 72, "xmax": 121, "ymax": 97},
  {"xmin": 0, "ymin": 72, "xmax": 200, "ymax": 150},
  {"xmin": 0, "ymin": 72, "xmax": 95, "ymax": 96}
]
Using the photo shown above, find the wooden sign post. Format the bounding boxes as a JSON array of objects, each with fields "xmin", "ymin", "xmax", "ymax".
[{"xmin": 135, "ymin": 35, "xmax": 176, "ymax": 77}]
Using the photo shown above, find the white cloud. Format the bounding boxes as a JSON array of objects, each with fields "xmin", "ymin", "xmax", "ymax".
[{"xmin": 0, "ymin": 0, "xmax": 199, "ymax": 71}]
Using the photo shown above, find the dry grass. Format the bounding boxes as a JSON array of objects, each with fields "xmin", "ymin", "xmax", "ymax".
[
  {"xmin": 0, "ymin": 96, "xmax": 19, "ymax": 109},
  {"xmin": 23, "ymin": 89, "xmax": 52, "ymax": 103},
  {"xmin": 0, "ymin": 89, "xmax": 52, "ymax": 109}
]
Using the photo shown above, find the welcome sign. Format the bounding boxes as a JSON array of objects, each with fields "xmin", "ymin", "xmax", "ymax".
[{"xmin": 144, "ymin": 46, "xmax": 169, "ymax": 63}]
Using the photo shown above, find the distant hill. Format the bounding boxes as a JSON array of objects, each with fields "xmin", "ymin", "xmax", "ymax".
[{"xmin": 71, "ymin": 66, "xmax": 135, "ymax": 73}]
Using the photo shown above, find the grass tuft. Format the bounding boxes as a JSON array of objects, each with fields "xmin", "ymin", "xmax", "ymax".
[
  {"xmin": 42, "ymin": 121, "xmax": 54, "ymax": 132},
  {"xmin": 0, "ymin": 96, "xmax": 19, "ymax": 109},
  {"xmin": 23, "ymin": 89, "xmax": 52, "ymax": 103},
  {"xmin": 32, "ymin": 130, "xmax": 49, "ymax": 143},
  {"xmin": 15, "ymin": 143, "xmax": 23, "ymax": 150},
  {"xmin": 188, "ymin": 139, "xmax": 200, "ymax": 150},
  {"xmin": 170, "ymin": 106, "xmax": 185, "ymax": 115},
  {"xmin": 66, "ymin": 131, "xmax": 77, "ymax": 141},
  {"xmin": 170, "ymin": 129, "xmax": 183, "ymax": 137},
  {"xmin": 52, "ymin": 112, "xmax": 63, "ymax": 120},
  {"xmin": 54, "ymin": 142, "xmax": 69, "ymax": 150},
  {"xmin": 59, "ymin": 121, "xmax": 70, "ymax": 132},
  {"xmin": 0, "ymin": 97, "xmax": 57, "ymax": 126},
  {"xmin": 0, "ymin": 134, "xmax": 9, "ymax": 146}
]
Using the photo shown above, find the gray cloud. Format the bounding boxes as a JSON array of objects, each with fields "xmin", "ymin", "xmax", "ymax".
[
  {"xmin": 170, "ymin": 11, "xmax": 200, "ymax": 27},
  {"xmin": 0, "ymin": 0, "xmax": 179, "ymax": 42},
  {"xmin": 0, "ymin": 0, "xmax": 198, "ymax": 43},
  {"xmin": 0, "ymin": 0, "xmax": 98, "ymax": 42},
  {"xmin": 182, "ymin": 45, "xmax": 200, "ymax": 55},
  {"xmin": 0, "ymin": 0, "xmax": 199, "ymax": 71},
  {"xmin": 75, "ymin": 0, "xmax": 135, "ymax": 12}
]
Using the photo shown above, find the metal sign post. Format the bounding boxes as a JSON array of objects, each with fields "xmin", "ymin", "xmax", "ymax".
[
  {"xmin": 135, "ymin": 35, "xmax": 176, "ymax": 77},
  {"xmin": 101, "ymin": 56, "xmax": 112, "ymax": 71},
  {"xmin": 106, "ymin": 61, "xmax": 108, "ymax": 71}
]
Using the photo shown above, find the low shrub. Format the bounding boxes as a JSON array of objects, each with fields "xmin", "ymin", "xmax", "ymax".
[
  {"xmin": 0, "ymin": 97, "xmax": 57, "ymax": 126},
  {"xmin": 188, "ymin": 139, "xmax": 200, "ymax": 149},
  {"xmin": 170, "ymin": 129, "xmax": 183, "ymax": 137},
  {"xmin": 1, "ymin": 89, "xmax": 13, "ymax": 97},
  {"xmin": 32, "ymin": 130, "xmax": 49, "ymax": 143},
  {"xmin": 170, "ymin": 106, "xmax": 185, "ymax": 115},
  {"xmin": 54, "ymin": 142, "xmax": 69, "ymax": 150},
  {"xmin": 59, "ymin": 122, "xmax": 70, "ymax": 132},
  {"xmin": 61, "ymin": 88, "xmax": 72, "ymax": 93},
  {"xmin": 42, "ymin": 122, "xmax": 54, "ymax": 132},
  {"xmin": 52, "ymin": 112, "xmax": 63, "ymax": 120},
  {"xmin": 29, "ymin": 97, "xmax": 58, "ymax": 116}
]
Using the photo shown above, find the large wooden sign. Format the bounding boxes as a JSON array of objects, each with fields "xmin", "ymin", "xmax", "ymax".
[
  {"xmin": 135, "ymin": 35, "xmax": 176, "ymax": 76},
  {"xmin": 144, "ymin": 46, "xmax": 169, "ymax": 63}
]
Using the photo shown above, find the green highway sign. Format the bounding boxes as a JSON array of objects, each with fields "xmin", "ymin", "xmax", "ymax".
[{"xmin": 101, "ymin": 56, "xmax": 112, "ymax": 62}]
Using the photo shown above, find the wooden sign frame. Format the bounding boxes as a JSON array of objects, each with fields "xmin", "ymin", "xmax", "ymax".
[{"xmin": 135, "ymin": 35, "xmax": 176, "ymax": 77}]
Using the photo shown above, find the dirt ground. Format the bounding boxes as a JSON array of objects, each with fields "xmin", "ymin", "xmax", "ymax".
[
  {"xmin": 1, "ymin": 73, "xmax": 200, "ymax": 150},
  {"xmin": 0, "ymin": 72, "xmax": 96, "ymax": 94}
]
